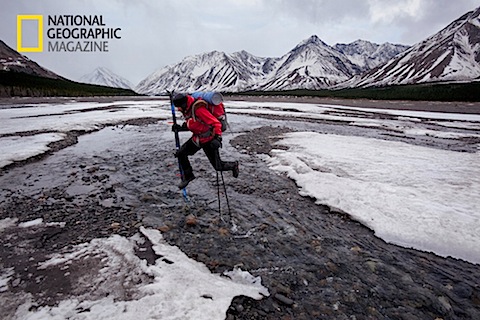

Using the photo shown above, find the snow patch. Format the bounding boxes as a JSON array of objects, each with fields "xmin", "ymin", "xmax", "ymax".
[
  {"xmin": 14, "ymin": 227, "xmax": 268, "ymax": 320},
  {"xmin": 267, "ymin": 132, "xmax": 480, "ymax": 264},
  {"xmin": 18, "ymin": 218, "xmax": 43, "ymax": 228},
  {"xmin": 0, "ymin": 133, "xmax": 66, "ymax": 168}
]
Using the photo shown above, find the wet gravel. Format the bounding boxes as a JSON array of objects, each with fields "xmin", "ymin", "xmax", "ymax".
[
  {"xmin": 166, "ymin": 126, "xmax": 480, "ymax": 320},
  {"xmin": 1, "ymin": 114, "xmax": 479, "ymax": 319}
]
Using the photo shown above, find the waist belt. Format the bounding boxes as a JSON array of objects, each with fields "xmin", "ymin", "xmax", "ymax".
[{"xmin": 197, "ymin": 128, "xmax": 213, "ymax": 138}]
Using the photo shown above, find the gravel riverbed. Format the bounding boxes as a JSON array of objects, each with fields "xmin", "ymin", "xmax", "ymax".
[{"xmin": 1, "ymin": 97, "xmax": 479, "ymax": 319}]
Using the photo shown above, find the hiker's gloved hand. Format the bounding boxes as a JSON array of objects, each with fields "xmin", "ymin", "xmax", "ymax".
[
  {"xmin": 172, "ymin": 123, "xmax": 187, "ymax": 132},
  {"xmin": 172, "ymin": 124, "xmax": 181, "ymax": 132},
  {"xmin": 210, "ymin": 135, "xmax": 222, "ymax": 149}
]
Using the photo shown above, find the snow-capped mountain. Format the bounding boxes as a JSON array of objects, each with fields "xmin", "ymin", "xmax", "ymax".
[
  {"xmin": 348, "ymin": 6, "xmax": 480, "ymax": 87},
  {"xmin": 136, "ymin": 36, "xmax": 407, "ymax": 94},
  {"xmin": 0, "ymin": 40, "xmax": 62, "ymax": 79},
  {"xmin": 80, "ymin": 67, "xmax": 133, "ymax": 89},
  {"xmin": 335, "ymin": 40, "xmax": 409, "ymax": 72},
  {"xmin": 258, "ymin": 36, "xmax": 362, "ymax": 90},
  {"xmin": 136, "ymin": 50, "xmax": 275, "ymax": 94}
]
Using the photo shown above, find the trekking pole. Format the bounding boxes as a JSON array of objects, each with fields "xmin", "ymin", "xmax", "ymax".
[
  {"xmin": 168, "ymin": 90, "xmax": 189, "ymax": 203},
  {"xmin": 216, "ymin": 171, "xmax": 222, "ymax": 217},
  {"xmin": 219, "ymin": 170, "xmax": 232, "ymax": 221},
  {"xmin": 214, "ymin": 149, "xmax": 231, "ymax": 223}
]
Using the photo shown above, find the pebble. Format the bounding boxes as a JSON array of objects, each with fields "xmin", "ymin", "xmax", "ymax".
[
  {"xmin": 185, "ymin": 215, "xmax": 197, "ymax": 226},
  {"xmin": 274, "ymin": 293, "xmax": 294, "ymax": 306}
]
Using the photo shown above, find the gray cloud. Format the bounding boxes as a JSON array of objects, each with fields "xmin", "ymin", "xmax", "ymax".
[
  {"xmin": 271, "ymin": 0, "xmax": 370, "ymax": 24},
  {"xmin": 395, "ymin": 0, "xmax": 480, "ymax": 43},
  {"xmin": 1, "ymin": 0, "xmax": 479, "ymax": 85}
]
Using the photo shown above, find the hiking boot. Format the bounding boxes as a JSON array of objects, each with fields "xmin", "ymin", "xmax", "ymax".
[
  {"xmin": 232, "ymin": 161, "xmax": 239, "ymax": 178},
  {"xmin": 178, "ymin": 174, "xmax": 195, "ymax": 189}
]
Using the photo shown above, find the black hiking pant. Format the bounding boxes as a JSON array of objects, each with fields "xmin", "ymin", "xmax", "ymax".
[{"xmin": 177, "ymin": 137, "xmax": 236, "ymax": 179}]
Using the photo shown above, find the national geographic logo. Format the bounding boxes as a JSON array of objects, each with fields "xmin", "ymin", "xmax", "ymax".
[
  {"xmin": 17, "ymin": 15, "xmax": 43, "ymax": 52},
  {"xmin": 17, "ymin": 15, "xmax": 122, "ymax": 53}
]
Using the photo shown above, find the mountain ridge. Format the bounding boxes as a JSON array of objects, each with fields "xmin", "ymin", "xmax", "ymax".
[
  {"xmin": 0, "ymin": 40, "xmax": 63, "ymax": 80},
  {"xmin": 135, "ymin": 36, "xmax": 409, "ymax": 94},
  {"xmin": 345, "ymin": 6, "xmax": 480, "ymax": 87}
]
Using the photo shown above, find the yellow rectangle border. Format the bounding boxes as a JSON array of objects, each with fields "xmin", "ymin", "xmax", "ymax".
[{"xmin": 17, "ymin": 15, "xmax": 43, "ymax": 52}]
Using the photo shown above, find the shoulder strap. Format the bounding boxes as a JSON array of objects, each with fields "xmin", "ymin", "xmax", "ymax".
[{"xmin": 190, "ymin": 99, "xmax": 208, "ymax": 121}]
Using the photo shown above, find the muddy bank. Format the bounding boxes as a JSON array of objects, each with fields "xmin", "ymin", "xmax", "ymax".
[{"xmin": 1, "ymin": 118, "xmax": 479, "ymax": 320}]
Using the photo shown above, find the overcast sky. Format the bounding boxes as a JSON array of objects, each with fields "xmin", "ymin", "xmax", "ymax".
[{"xmin": 1, "ymin": 0, "xmax": 479, "ymax": 85}]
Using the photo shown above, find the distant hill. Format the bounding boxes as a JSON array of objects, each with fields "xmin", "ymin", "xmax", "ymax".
[
  {"xmin": 79, "ymin": 67, "xmax": 134, "ymax": 90},
  {"xmin": 0, "ymin": 40, "xmax": 138, "ymax": 97},
  {"xmin": 0, "ymin": 71, "xmax": 138, "ymax": 97}
]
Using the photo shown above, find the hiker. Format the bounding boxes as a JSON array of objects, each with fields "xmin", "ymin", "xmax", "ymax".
[{"xmin": 172, "ymin": 93, "xmax": 239, "ymax": 189}]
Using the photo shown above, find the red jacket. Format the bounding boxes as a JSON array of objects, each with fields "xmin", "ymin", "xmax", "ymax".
[{"xmin": 180, "ymin": 95, "xmax": 222, "ymax": 145}]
